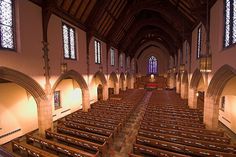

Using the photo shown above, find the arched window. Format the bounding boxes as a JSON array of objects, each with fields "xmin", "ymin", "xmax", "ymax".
[{"xmin": 148, "ymin": 56, "xmax": 157, "ymax": 74}]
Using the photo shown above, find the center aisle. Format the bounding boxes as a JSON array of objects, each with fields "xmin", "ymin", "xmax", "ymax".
[{"xmin": 108, "ymin": 91, "xmax": 152, "ymax": 157}]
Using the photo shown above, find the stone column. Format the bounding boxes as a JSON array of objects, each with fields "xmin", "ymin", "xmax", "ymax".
[
  {"xmin": 180, "ymin": 83, "xmax": 188, "ymax": 99},
  {"xmin": 82, "ymin": 89, "xmax": 90, "ymax": 112},
  {"xmin": 123, "ymin": 80, "xmax": 127, "ymax": 91},
  {"xmin": 204, "ymin": 96, "xmax": 219, "ymax": 129},
  {"xmin": 114, "ymin": 82, "xmax": 119, "ymax": 94},
  {"xmin": 38, "ymin": 98, "xmax": 53, "ymax": 136},
  {"xmin": 188, "ymin": 88, "xmax": 197, "ymax": 108},
  {"xmin": 169, "ymin": 73, "xmax": 176, "ymax": 89},
  {"xmin": 130, "ymin": 77, "xmax": 134, "ymax": 89},
  {"xmin": 176, "ymin": 81, "xmax": 180, "ymax": 93}
]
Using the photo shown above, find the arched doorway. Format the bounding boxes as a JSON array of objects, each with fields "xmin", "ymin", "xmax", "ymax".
[
  {"xmin": 91, "ymin": 71, "xmax": 108, "ymax": 101},
  {"xmin": 52, "ymin": 70, "xmax": 90, "ymax": 112},
  {"xmin": 0, "ymin": 67, "xmax": 49, "ymax": 144},
  {"xmin": 126, "ymin": 72, "xmax": 132, "ymax": 89},
  {"xmin": 189, "ymin": 69, "xmax": 205, "ymax": 110},
  {"xmin": 108, "ymin": 72, "xmax": 119, "ymax": 96},
  {"xmin": 119, "ymin": 72, "xmax": 126, "ymax": 91},
  {"xmin": 205, "ymin": 65, "xmax": 236, "ymax": 130},
  {"xmin": 97, "ymin": 84, "xmax": 103, "ymax": 101}
]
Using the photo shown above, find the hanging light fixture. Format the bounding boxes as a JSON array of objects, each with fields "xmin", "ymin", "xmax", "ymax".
[
  {"xmin": 199, "ymin": 54, "xmax": 212, "ymax": 73},
  {"xmin": 199, "ymin": 0, "xmax": 212, "ymax": 73}
]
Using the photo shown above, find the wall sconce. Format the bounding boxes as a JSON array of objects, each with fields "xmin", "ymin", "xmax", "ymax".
[
  {"xmin": 179, "ymin": 64, "xmax": 185, "ymax": 73},
  {"xmin": 99, "ymin": 66, "xmax": 103, "ymax": 72},
  {"xmin": 199, "ymin": 55, "xmax": 212, "ymax": 73},
  {"xmin": 61, "ymin": 63, "xmax": 67, "ymax": 74},
  {"xmin": 196, "ymin": 92, "xmax": 199, "ymax": 97}
]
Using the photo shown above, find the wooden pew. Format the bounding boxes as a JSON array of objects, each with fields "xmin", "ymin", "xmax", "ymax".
[
  {"xmin": 128, "ymin": 153, "xmax": 143, "ymax": 157},
  {"xmin": 26, "ymin": 134, "xmax": 99, "ymax": 157},
  {"xmin": 73, "ymin": 111, "xmax": 125, "ymax": 123},
  {"xmin": 12, "ymin": 141, "xmax": 57, "ymax": 157},
  {"xmin": 62, "ymin": 121, "xmax": 114, "ymax": 138},
  {"xmin": 133, "ymin": 143, "xmax": 191, "ymax": 157},
  {"xmin": 143, "ymin": 114, "xmax": 201, "ymax": 123},
  {"xmin": 138, "ymin": 129, "xmax": 230, "ymax": 145},
  {"xmin": 146, "ymin": 107, "xmax": 203, "ymax": 114},
  {"xmin": 136, "ymin": 136, "xmax": 236, "ymax": 157},
  {"xmin": 57, "ymin": 125, "xmax": 112, "ymax": 146},
  {"xmin": 0, "ymin": 146, "xmax": 14, "ymax": 157},
  {"xmin": 70, "ymin": 114, "xmax": 123, "ymax": 128},
  {"xmin": 45, "ymin": 129, "xmax": 106, "ymax": 156},
  {"xmin": 138, "ymin": 130, "xmax": 235, "ymax": 152},
  {"xmin": 142, "ymin": 118, "xmax": 205, "ymax": 129},
  {"xmin": 145, "ymin": 110, "xmax": 202, "ymax": 119},
  {"xmin": 65, "ymin": 117, "xmax": 119, "ymax": 133},
  {"xmin": 139, "ymin": 126, "xmax": 227, "ymax": 144},
  {"xmin": 141, "ymin": 122, "xmax": 224, "ymax": 137}
]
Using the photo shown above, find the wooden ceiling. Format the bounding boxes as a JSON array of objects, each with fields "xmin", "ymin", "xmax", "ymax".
[{"xmin": 30, "ymin": 0, "xmax": 217, "ymax": 57}]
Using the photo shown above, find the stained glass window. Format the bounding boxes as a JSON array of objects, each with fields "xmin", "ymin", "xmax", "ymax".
[
  {"xmin": 62, "ymin": 23, "xmax": 76, "ymax": 60},
  {"xmin": 224, "ymin": 0, "xmax": 236, "ymax": 47},
  {"xmin": 148, "ymin": 56, "xmax": 157, "ymax": 74},
  {"xmin": 197, "ymin": 25, "xmax": 202, "ymax": 59},
  {"xmin": 95, "ymin": 40, "xmax": 101, "ymax": 63},
  {"xmin": 110, "ymin": 48, "xmax": 115, "ymax": 66},
  {"xmin": 0, "ymin": 0, "xmax": 15, "ymax": 50},
  {"xmin": 54, "ymin": 91, "xmax": 61, "ymax": 109}
]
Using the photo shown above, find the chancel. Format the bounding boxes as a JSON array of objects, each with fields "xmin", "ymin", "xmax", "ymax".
[{"xmin": 1, "ymin": 0, "xmax": 236, "ymax": 157}]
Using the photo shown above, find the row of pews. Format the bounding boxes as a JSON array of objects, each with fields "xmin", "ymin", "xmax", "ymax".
[
  {"xmin": 11, "ymin": 89, "xmax": 146, "ymax": 157},
  {"xmin": 130, "ymin": 90, "xmax": 236, "ymax": 157}
]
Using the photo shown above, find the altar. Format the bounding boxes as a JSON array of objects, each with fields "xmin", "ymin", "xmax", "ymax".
[{"xmin": 135, "ymin": 74, "xmax": 167, "ymax": 90}]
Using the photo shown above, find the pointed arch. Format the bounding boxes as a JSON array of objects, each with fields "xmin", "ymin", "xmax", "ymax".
[
  {"xmin": 52, "ymin": 70, "xmax": 90, "ymax": 111},
  {"xmin": 53, "ymin": 70, "xmax": 88, "ymax": 91},
  {"xmin": 190, "ymin": 69, "xmax": 204, "ymax": 89},
  {"xmin": 207, "ymin": 64, "xmax": 236, "ymax": 99},
  {"xmin": 204, "ymin": 65, "xmax": 236, "ymax": 129},
  {"xmin": 93, "ymin": 71, "xmax": 107, "ymax": 85},
  {"xmin": 120, "ymin": 72, "xmax": 126, "ymax": 81},
  {"xmin": 91, "ymin": 71, "xmax": 108, "ymax": 100},
  {"xmin": 108, "ymin": 72, "xmax": 119, "ymax": 95},
  {"xmin": 0, "ymin": 66, "xmax": 51, "ymax": 135},
  {"xmin": 109, "ymin": 72, "xmax": 118, "ymax": 83},
  {"xmin": 0, "ymin": 66, "xmax": 46, "ymax": 103}
]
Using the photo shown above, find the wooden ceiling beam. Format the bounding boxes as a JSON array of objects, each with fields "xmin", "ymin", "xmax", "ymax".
[
  {"xmin": 79, "ymin": 0, "xmax": 92, "ymax": 20},
  {"xmin": 68, "ymin": 0, "xmax": 76, "ymax": 13},
  {"xmin": 74, "ymin": 0, "xmax": 83, "ymax": 17}
]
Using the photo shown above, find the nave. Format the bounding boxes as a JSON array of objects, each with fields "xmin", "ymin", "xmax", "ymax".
[{"xmin": 1, "ymin": 89, "xmax": 236, "ymax": 157}]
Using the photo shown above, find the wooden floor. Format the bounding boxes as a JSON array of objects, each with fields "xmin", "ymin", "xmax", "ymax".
[{"xmin": 1, "ymin": 89, "xmax": 236, "ymax": 157}]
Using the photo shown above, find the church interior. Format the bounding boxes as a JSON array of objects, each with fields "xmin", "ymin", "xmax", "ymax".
[{"xmin": 1, "ymin": 0, "xmax": 236, "ymax": 156}]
